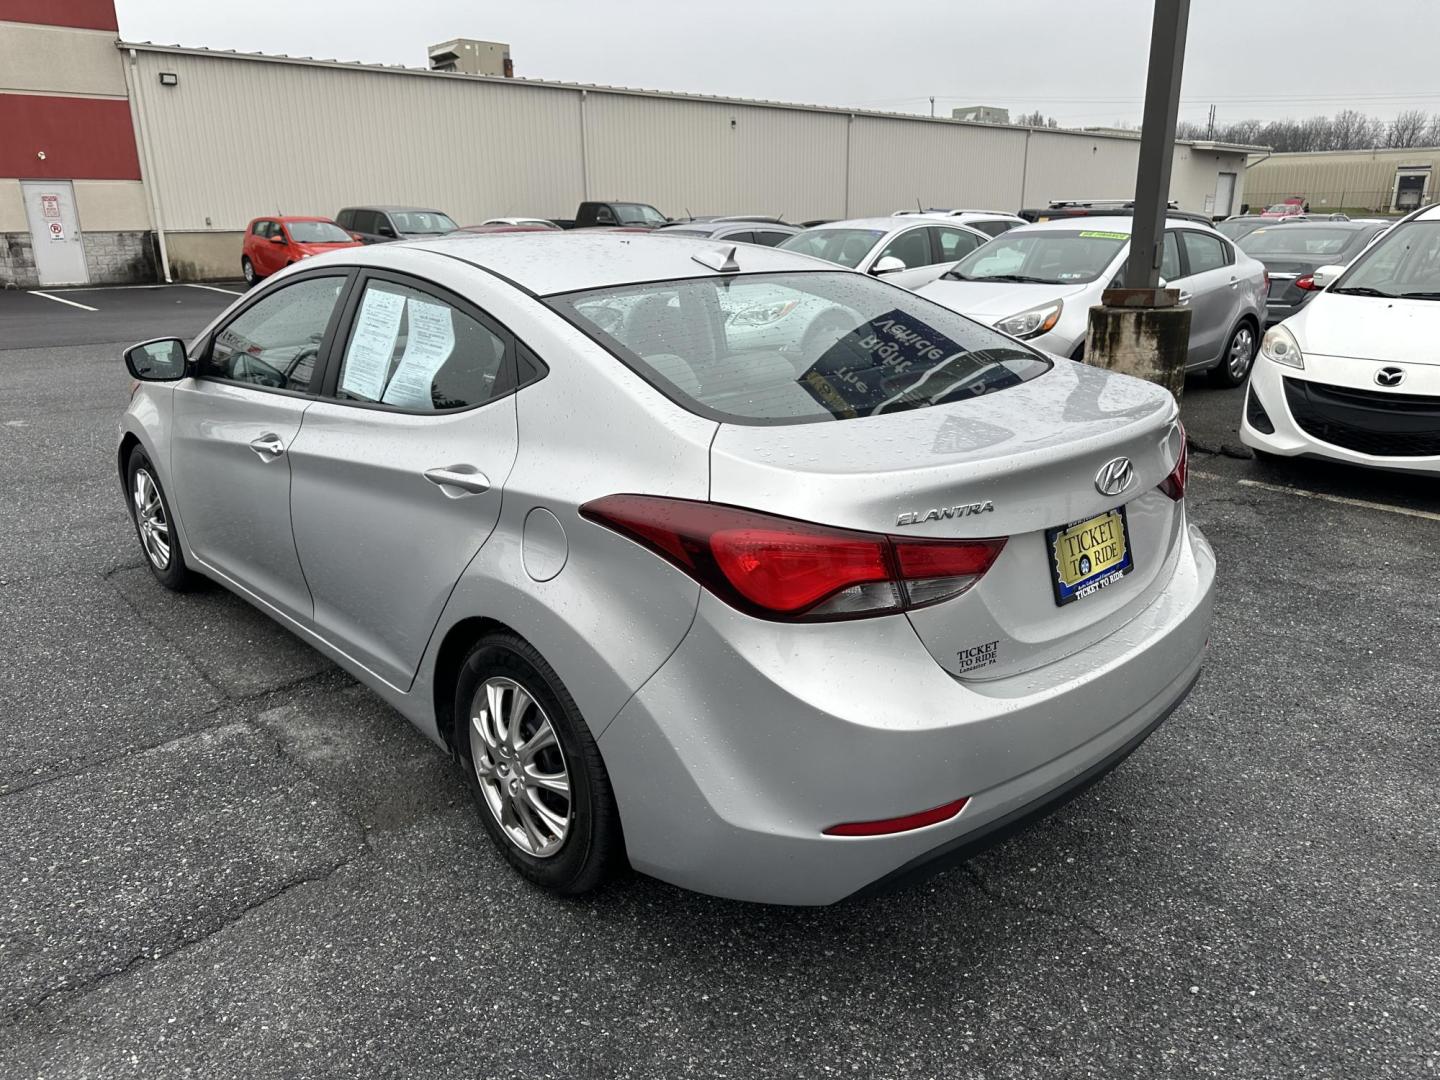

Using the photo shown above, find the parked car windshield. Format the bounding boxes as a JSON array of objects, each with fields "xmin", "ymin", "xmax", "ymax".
[
  {"xmin": 613, "ymin": 204, "xmax": 668, "ymax": 226},
  {"xmin": 391, "ymin": 211, "xmax": 457, "ymax": 234},
  {"xmin": 776, "ymin": 229, "xmax": 885, "ymax": 269},
  {"xmin": 1239, "ymin": 226, "xmax": 1363, "ymax": 258},
  {"xmin": 1331, "ymin": 220, "xmax": 1440, "ymax": 299},
  {"xmin": 945, "ymin": 230, "xmax": 1128, "ymax": 284},
  {"xmin": 1267, "ymin": 204, "xmax": 1300, "ymax": 214},
  {"xmin": 286, "ymin": 221, "xmax": 352, "ymax": 244},
  {"xmin": 548, "ymin": 271, "xmax": 1051, "ymax": 424}
]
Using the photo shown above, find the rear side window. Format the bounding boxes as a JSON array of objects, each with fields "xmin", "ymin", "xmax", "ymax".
[
  {"xmin": 352, "ymin": 210, "xmax": 378, "ymax": 233},
  {"xmin": 718, "ymin": 229, "xmax": 755, "ymax": 244},
  {"xmin": 334, "ymin": 280, "xmax": 508, "ymax": 411},
  {"xmin": 250, "ymin": 220, "xmax": 271, "ymax": 237},
  {"xmin": 201, "ymin": 275, "xmax": 346, "ymax": 393},
  {"xmin": 751, "ymin": 230, "xmax": 792, "ymax": 247},
  {"xmin": 972, "ymin": 219, "xmax": 1016, "ymax": 237},
  {"xmin": 1181, "ymin": 232, "xmax": 1230, "ymax": 274},
  {"xmin": 335, "ymin": 210, "xmax": 353, "ymax": 230},
  {"xmin": 549, "ymin": 271, "xmax": 1050, "ymax": 425}
]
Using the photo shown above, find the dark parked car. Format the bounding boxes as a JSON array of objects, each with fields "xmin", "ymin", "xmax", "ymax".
[
  {"xmin": 554, "ymin": 201, "xmax": 669, "ymax": 229},
  {"xmin": 1237, "ymin": 220, "xmax": 1389, "ymax": 325},
  {"xmin": 654, "ymin": 220, "xmax": 800, "ymax": 246},
  {"xmin": 336, "ymin": 205, "xmax": 458, "ymax": 244},
  {"xmin": 1215, "ymin": 216, "xmax": 1273, "ymax": 243},
  {"xmin": 1019, "ymin": 199, "xmax": 1214, "ymax": 227}
]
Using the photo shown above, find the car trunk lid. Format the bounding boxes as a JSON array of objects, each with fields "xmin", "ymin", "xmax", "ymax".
[{"xmin": 707, "ymin": 360, "xmax": 1186, "ymax": 680}]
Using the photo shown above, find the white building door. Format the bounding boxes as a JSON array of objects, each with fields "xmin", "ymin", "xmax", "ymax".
[
  {"xmin": 1213, "ymin": 172, "xmax": 1237, "ymax": 218},
  {"xmin": 21, "ymin": 180, "xmax": 89, "ymax": 286}
]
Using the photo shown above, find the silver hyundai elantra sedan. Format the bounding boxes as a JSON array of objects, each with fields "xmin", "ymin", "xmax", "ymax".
[{"xmin": 118, "ymin": 233, "xmax": 1214, "ymax": 905}]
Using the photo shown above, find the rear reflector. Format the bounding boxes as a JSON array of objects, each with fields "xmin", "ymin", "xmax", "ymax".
[
  {"xmin": 823, "ymin": 797, "xmax": 969, "ymax": 837},
  {"xmin": 1294, "ymin": 274, "xmax": 1316, "ymax": 291},
  {"xmin": 1158, "ymin": 423, "xmax": 1188, "ymax": 502},
  {"xmin": 581, "ymin": 495, "xmax": 1006, "ymax": 622}
]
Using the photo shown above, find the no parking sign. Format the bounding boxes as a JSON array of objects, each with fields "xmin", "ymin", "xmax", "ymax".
[{"xmin": 47, "ymin": 220, "xmax": 65, "ymax": 241}]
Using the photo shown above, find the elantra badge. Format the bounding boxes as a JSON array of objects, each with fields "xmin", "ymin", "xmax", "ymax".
[
  {"xmin": 1375, "ymin": 366, "xmax": 1406, "ymax": 387},
  {"xmin": 1094, "ymin": 457, "xmax": 1135, "ymax": 498},
  {"xmin": 896, "ymin": 502, "xmax": 995, "ymax": 527}
]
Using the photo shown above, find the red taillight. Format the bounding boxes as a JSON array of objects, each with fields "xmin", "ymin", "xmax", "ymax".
[
  {"xmin": 824, "ymin": 797, "xmax": 969, "ymax": 837},
  {"xmin": 1158, "ymin": 424, "xmax": 1188, "ymax": 502},
  {"xmin": 1262, "ymin": 269, "xmax": 1271, "ymax": 297},
  {"xmin": 580, "ymin": 495, "xmax": 1006, "ymax": 622},
  {"xmin": 1294, "ymin": 274, "xmax": 1316, "ymax": 291}
]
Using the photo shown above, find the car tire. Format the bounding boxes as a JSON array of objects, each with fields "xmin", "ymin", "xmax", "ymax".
[
  {"xmin": 241, "ymin": 257, "xmax": 257, "ymax": 285},
  {"xmin": 1209, "ymin": 322, "xmax": 1257, "ymax": 388},
  {"xmin": 126, "ymin": 447, "xmax": 195, "ymax": 591},
  {"xmin": 454, "ymin": 632, "xmax": 622, "ymax": 895}
]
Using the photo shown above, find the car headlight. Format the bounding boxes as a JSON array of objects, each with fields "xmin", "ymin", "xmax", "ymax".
[
  {"xmin": 1260, "ymin": 323, "xmax": 1303, "ymax": 368},
  {"xmin": 994, "ymin": 300, "xmax": 1063, "ymax": 339},
  {"xmin": 728, "ymin": 299, "xmax": 800, "ymax": 326}
]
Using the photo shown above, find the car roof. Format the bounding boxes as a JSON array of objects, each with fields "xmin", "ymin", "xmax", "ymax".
[
  {"xmin": 252, "ymin": 215, "xmax": 335, "ymax": 223},
  {"xmin": 410, "ymin": 231, "xmax": 837, "ymax": 296},
  {"xmin": 1248, "ymin": 220, "xmax": 1377, "ymax": 232},
  {"xmin": 804, "ymin": 217, "xmax": 990, "ymax": 236},
  {"xmin": 1009, "ymin": 215, "xmax": 1209, "ymax": 235},
  {"xmin": 341, "ymin": 205, "xmax": 445, "ymax": 213}
]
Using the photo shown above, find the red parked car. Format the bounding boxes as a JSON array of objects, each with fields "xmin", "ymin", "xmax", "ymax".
[{"xmin": 241, "ymin": 216, "xmax": 363, "ymax": 285}]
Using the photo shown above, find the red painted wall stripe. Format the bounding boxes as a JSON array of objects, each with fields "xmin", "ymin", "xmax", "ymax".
[
  {"xmin": 0, "ymin": 95, "xmax": 140, "ymax": 180},
  {"xmin": 0, "ymin": 0, "xmax": 118, "ymax": 31}
]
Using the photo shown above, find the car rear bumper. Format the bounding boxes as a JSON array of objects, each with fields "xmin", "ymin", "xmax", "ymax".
[
  {"xmin": 599, "ymin": 522, "xmax": 1215, "ymax": 905},
  {"xmin": 1241, "ymin": 354, "xmax": 1440, "ymax": 474}
]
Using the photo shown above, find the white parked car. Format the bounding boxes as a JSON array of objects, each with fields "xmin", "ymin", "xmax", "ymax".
[
  {"xmin": 911, "ymin": 216, "xmax": 1268, "ymax": 386},
  {"xmin": 482, "ymin": 217, "xmax": 561, "ymax": 230},
  {"xmin": 891, "ymin": 209, "xmax": 1028, "ymax": 237},
  {"xmin": 1241, "ymin": 205, "xmax": 1440, "ymax": 473},
  {"xmin": 777, "ymin": 217, "xmax": 990, "ymax": 290}
]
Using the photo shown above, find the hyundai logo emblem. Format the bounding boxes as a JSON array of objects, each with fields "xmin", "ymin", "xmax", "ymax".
[
  {"xmin": 1094, "ymin": 457, "xmax": 1135, "ymax": 498},
  {"xmin": 1375, "ymin": 366, "xmax": 1407, "ymax": 388}
]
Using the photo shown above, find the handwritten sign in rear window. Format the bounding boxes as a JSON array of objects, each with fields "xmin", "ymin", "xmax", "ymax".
[{"xmin": 798, "ymin": 309, "xmax": 1022, "ymax": 418}]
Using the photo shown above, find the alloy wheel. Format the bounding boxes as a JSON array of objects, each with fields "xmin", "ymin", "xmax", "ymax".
[
  {"xmin": 132, "ymin": 468, "xmax": 171, "ymax": 569},
  {"xmin": 1228, "ymin": 326, "xmax": 1255, "ymax": 381},
  {"xmin": 468, "ymin": 676, "xmax": 572, "ymax": 858}
]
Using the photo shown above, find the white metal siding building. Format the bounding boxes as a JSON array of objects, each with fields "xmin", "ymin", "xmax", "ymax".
[{"xmin": 121, "ymin": 42, "xmax": 1256, "ymax": 280}]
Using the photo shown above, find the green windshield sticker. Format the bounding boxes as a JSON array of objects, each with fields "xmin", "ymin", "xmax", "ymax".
[{"xmin": 1077, "ymin": 231, "xmax": 1129, "ymax": 241}]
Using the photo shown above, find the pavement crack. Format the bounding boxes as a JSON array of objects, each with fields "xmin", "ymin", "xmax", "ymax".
[{"xmin": 3, "ymin": 844, "xmax": 370, "ymax": 1025}]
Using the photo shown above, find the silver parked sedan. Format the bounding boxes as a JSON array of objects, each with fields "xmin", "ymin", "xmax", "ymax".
[{"xmin": 118, "ymin": 233, "xmax": 1214, "ymax": 905}]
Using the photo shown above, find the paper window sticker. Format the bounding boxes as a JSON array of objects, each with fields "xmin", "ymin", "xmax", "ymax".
[
  {"xmin": 341, "ymin": 288, "xmax": 406, "ymax": 401},
  {"xmin": 382, "ymin": 298, "xmax": 457, "ymax": 408}
]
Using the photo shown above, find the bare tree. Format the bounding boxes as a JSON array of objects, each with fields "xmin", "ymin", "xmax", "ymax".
[{"xmin": 1387, "ymin": 109, "xmax": 1429, "ymax": 148}]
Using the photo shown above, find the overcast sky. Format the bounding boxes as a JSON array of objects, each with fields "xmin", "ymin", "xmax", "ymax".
[{"xmin": 112, "ymin": 0, "xmax": 1440, "ymax": 129}]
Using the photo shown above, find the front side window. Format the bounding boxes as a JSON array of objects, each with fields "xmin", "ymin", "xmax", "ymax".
[
  {"xmin": 1181, "ymin": 232, "xmax": 1230, "ymax": 274},
  {"xmin": 201, "ymin": 275, "xmax": 345, "ymax": 392},
  {"xmin": 335, "ymin": 280, "xmax": 508, "ymax": 411},
  {"xmin": 287, "ymin": 221, "xmax": 353, "ymax": 244},
  {"xmin": 777, "ymin": 229, "xmax": 885, "ymax": 269},
  {"xmin": 1334, "ymin": 220, "xmax": 1440, "ymax": 298},
  {"xmin": 876, "ymin": 228, "xmax": 932, "ymax": 269},
  {"xmin": 352, "ymin": 210, "xmax": 379, "ymax": 234},
  {"xmin": 549, "ymin": 271, "xmax": 1050, "ymax": 425},
  {"xmin": 935, "ymin": 227, "xmax": 984, "ymax": 261},
  {"xmin": 948, "ymin": 230, "xmax": 1128, "ymax": 284}
]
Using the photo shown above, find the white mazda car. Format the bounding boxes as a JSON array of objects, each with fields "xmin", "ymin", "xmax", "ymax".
[{"xmin": 1241, "ymin": 205, "xmax": 1440, "ymax": 474}]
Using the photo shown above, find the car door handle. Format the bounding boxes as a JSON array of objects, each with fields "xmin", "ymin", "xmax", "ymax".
[
  {"xmin": 1228, "ymin": 276, "xmax": 1240, "ymax": 289},
  {"xmin": 1178, "ymin": 290, "xmax": 1193, "ymax": 306},
  {"xmin": 424, "ymin": 465, "xmax": 491, "ymax": 496},
  {"xmin": 248, "ymin": 434, "xmax": 286, "ymax": 458}
]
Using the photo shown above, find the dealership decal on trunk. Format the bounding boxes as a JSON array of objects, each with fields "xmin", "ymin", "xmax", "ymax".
[
  {"xmin": 896, "ymin": 501, "xmax": 995, "ymax": 526},
  {"xmin": 956, "ymin": 639, "xmax": 1000, "ymax": 674}
]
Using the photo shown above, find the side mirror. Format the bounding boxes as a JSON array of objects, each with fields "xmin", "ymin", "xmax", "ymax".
[
  {"xmin": 377, "ymin": 224, "xmax": 397, "ymax": 238},
  {"xmin": 349, "ymin": 231, "xmax": 364, "ymax": 242},
  {"xmin": 124, "ymin": 338, "xmax": 187, "ymax": 381},
  {"xmin": 1311, "ymin": 264, "xmax": 1346, "ymax": 288},
  {"xmin": 270, "ymin": 233, "xmax": 287, "ymax": 244},
  {"xmin": 871, "ymin": 255, "xmax": 908, "ymax": 275}
]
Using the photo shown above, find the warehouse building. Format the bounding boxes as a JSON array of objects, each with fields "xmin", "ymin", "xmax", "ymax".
[
  {"xmin": 2, "ymin": 1, "xmax": 1258, "ymax": 286},
  {"xmin": 1247, "ymin": 146, "xmax": 1440, "ymax": 214}
]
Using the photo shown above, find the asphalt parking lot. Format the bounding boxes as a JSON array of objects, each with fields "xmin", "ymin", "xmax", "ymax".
[{"xmin": 0, "ymin": 285, "xmax": 1436, "ymax": 1079}]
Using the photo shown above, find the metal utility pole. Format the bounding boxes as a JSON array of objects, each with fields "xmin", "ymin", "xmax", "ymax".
[
  {"xmin": 1124, "ymin": 0, "xmax": 1191, "ymax": 289},
  {"xmin": 929, "ymin": 96, "xmax": 935, "ymax": 118}
]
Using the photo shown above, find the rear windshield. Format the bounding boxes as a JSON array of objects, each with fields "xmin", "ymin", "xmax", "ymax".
[
  {"xmin": 1215, "ymin": 219, "xmax": 1265, "ymax": 240},
  {"xmin": 777, "ymin": 229, "xmax": 885, "ymax": 269},
  {"xmin": 945, "ymin": 230, "xmax": 1127, "ymax": 284},
  {"xmin": 548, "ymin": 272, "xmax": 1051, "ymax": 425},
  {"xmin": 1239, "ymin": 226, "xmax": 1364, "ymax": 258},
  {"xmin": 286, "ymin": 221, "xmax": 351, "ymax": 243}
]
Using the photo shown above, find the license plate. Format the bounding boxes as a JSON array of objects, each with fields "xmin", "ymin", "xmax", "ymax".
[{"xmin": 1045, "ymin": 506, "xmax": 1135, "ymax": 606}]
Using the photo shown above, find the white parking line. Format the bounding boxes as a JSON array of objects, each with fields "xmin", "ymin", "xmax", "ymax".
[
  {"xmin": 1195, "ymin": 470, "xmax": 1440, "ymax": 522},
  {"xmin": 30, "ymin": 291, "xmax": 98, "ymax": 312},
  {"xmin": 181, "ymin": 284, "xmax": 245, "ymax": 296}
]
